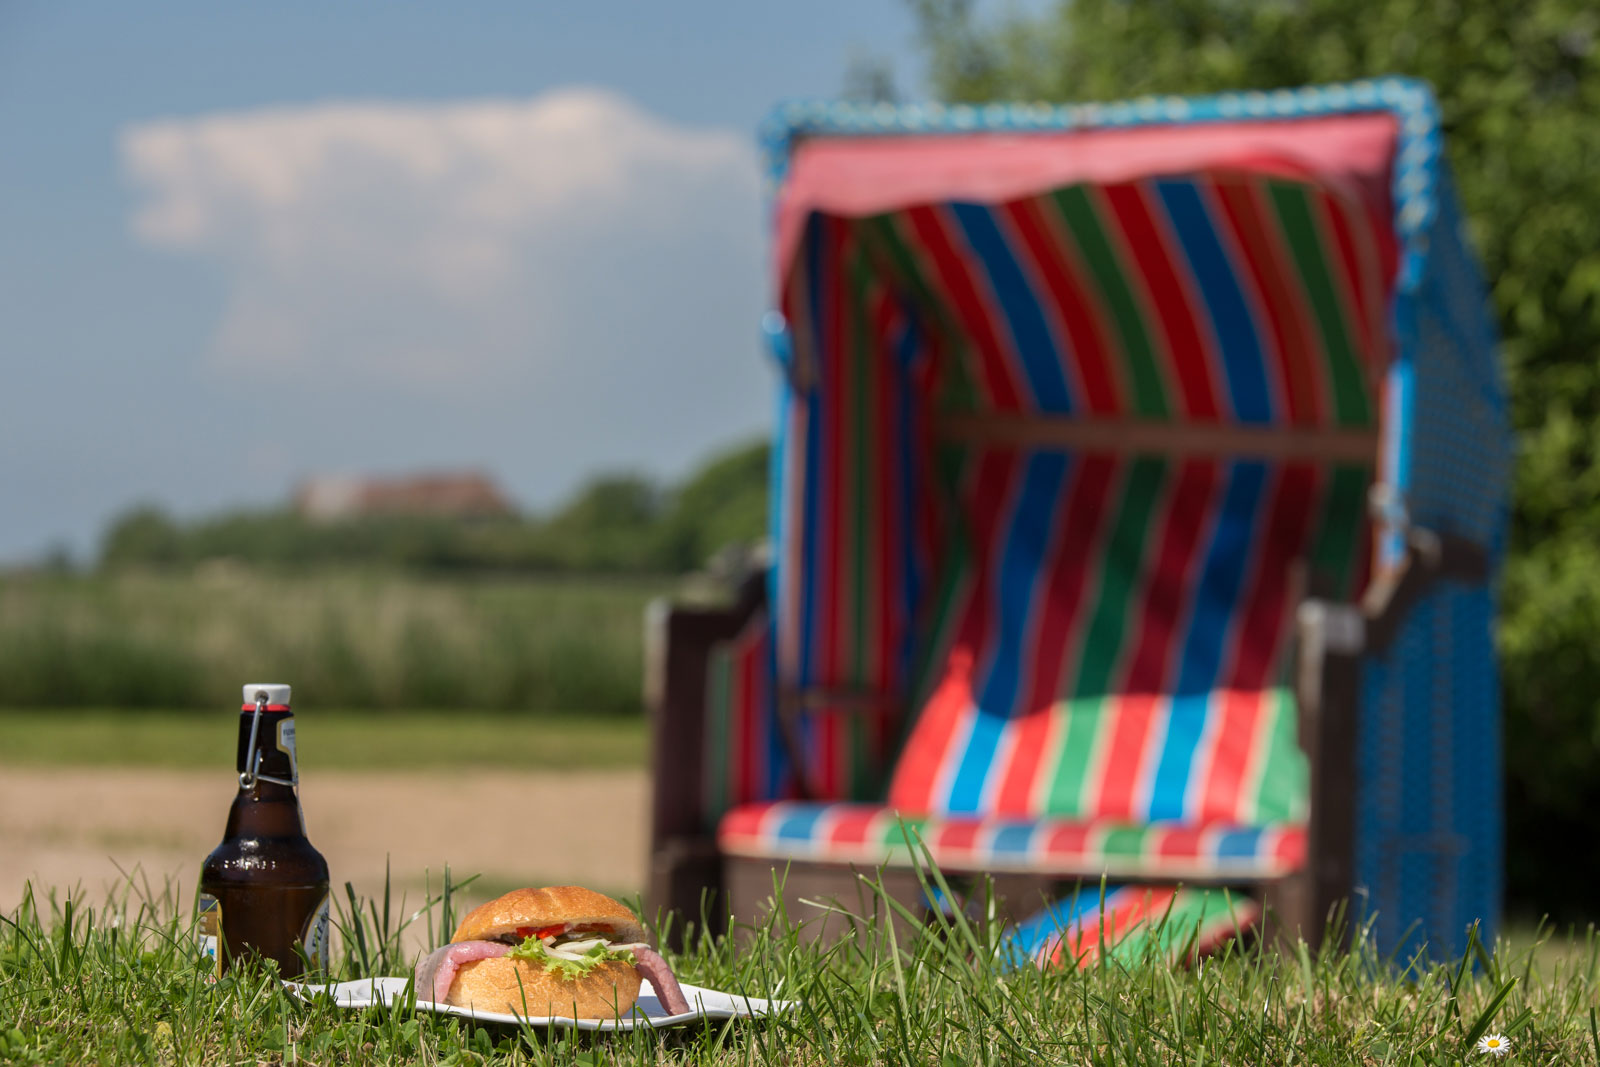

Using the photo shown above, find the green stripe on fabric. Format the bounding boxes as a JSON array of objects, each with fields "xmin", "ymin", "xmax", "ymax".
[
  {"xmin": 1267, "ymin": 182, "xmax": 1370, "ymax": 426},
  {"xmin": 1049, "ymin": 187, "xmax": 1169, "ymax": 418},
  {"xmin": 1045, "ymin": 457, "xmax": 1168, "ymax": 815},
  {"xmin": 881, "ymin": 817, "xmax": 929, "ymax": 859},
  {"xmin": 905, "ymin": 441, "xmax": 977, "ymax": 714},
  {"xmin": 859, "ymin": 213, "xmax": 979, "ymax": 412},
  {"xmin": 1252, "ymin": 686, "xmax": 1307, "ymax": 822},
  {"xmin": 1307, "ymin": 463, "xmax": 1369, "ymax": 597},
  {"xmin": 703, "ymin": 646, "xmax": 732, "ymax": 830},
  {"xmin": 1105, "ymin": 890, "xmax": 1243, "ymax": 965},
  {"xmin": 1103, "ymin": 891, "xmax": 1192, "ymax": 963},
  {"xmin": 1100, "ymin": 826, "xmax": 1148, "ymax": 858}
]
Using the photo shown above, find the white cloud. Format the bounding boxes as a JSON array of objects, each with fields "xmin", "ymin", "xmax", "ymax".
[{"xmin": 120, "ymin": 89, "xmax": 765, "ymax": 391}]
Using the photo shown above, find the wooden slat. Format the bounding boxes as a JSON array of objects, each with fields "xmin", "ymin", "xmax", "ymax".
[
  {"xmin": 937, "ymin": 414, "xmax": 1379, "ymax": 462},
  {"xmin": 779, "ymin": 687, "xmax": 898, "ymax": 717}
]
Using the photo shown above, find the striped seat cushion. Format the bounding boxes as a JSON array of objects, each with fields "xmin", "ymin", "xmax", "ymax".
[
  {"xmin": 1003, "ymin": 885, "xmax": 1260, "ymax": 969},
  {"xmin": 888, "ymin": 452, "xmax": 1366, "ymax": 825},
  {"xmin": 718, "ymin": 801, "xmax": 1304, "ymax": 881}
]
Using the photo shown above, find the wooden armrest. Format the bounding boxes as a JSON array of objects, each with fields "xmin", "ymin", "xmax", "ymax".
[
  {"xmin": 645, "ymin": 570, "xmax": 767, "ymax": 846},
  {"xmin": 1361, "ymin": 528, "xmax": 1489, "ymax": 651}
]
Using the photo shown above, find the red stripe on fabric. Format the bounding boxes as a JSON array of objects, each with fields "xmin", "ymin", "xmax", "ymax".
[
  {"xmin": 1070, "ymin": 886, "xmax": 1178, "ymax": 968},
  {"xmin": 1095, "ymin": 461, "xmax": 1218, "ymax": 819},
  {"xmin": 1040, "ymin": 822, "xmax": 1093, "ymax": 860},
  {"xmin": 934, "ymin": 820, "xmax": 983, "ymax": 855},
  {"xmin": 888, "ymin": 658, "xmax": 975, "ymax": 810},
  {"xmin": 1275, "ymin": 827, "xmax": 1308, "ymax": 869},
  {"xmin": 1154, "ymin": 824, "xmax": 1209, "ymax": 859},
  {"xmin": 1231, "ymin": 464, "xmax": 1317, "ymax": 687},
  {"xmin": 888, "ymin": 449, "xmax": 1024, "ymax": 809},
  {"xmin": 901, "ymin": 205, "xmax": 1023, "ymax": 411},
  {"xmin": 871, "ymin": 288, "xmax": 901, "ymax": 767},
  {"xmin": 816, "ymin": 217, "xmax": 854, "ymax": 800},
  {"xmin": 1197, "ymin": 464, "xmax": 1317, "ymax": 818},
  {"xmin": 715, "ymin": 804, "xmax": 770, "ymax": 847},
  {"xmin": 1101, "ymin": 184, "xmax": 1220, "ymax": 419},
  {"xmin": 1212, "ymin": 176, "xmax": 1316, "ymax": 425},
  {"xmin": 827, "ymin": 806, "xmax": 884, "ymax": 847},
  {"xmin": 240, "ymin": 704, "xmax": 292, "ymax": 712},
  {"xmin": 1319, "ymin": 187, "xmax": 1392, "ymax": 375},
  {"xmin": 1195, "ymin": 690, "xmax": 1263, "ymax": 823},
  {"xmin": 999, "ymin": 197, "xmax": 1121, "ymax": 414},
  {"xmin": 993, "ymin": 455, "xmax": 1119, "ymax": 815}
]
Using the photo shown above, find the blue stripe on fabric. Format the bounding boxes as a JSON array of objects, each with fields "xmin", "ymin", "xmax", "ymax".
[
  {"xmin": 990, "ymin": 823, "xmax": 1036, "ymax": 855},
  {"xmin": 1148, "ymin": 461, "xmax": 1267, "ymax": 821},
  {"xmin": 945, "ymin": 451, "xmax": 1071, "ymax": 813},
  {"xmin": 796, "ymin": 213, "xmax": 825, "ymax": 687},
  {"xmin": 767, "ymin": 354, "xmax": 793, "ymax": 798},
  {"xmin": 1156, "ymin": 181, "xmax": 1273, "ymax": 424},
  {"xmin": 1216, "ymin": 829, "xmax": 1263, "ymax": 859},
  {"xmin": 773, "ymin": 804, "xmax": 829, "ymax": 842},
  {"xmin": 948, "ymin": 202, "xmax": 1074, "ymax": 413},
  {"xmin": 895, "ymin": 307, "xmax": 923, "ymax": 689},
  {"xmin": 1001, "ymin": 885, "xmax": 1130, "ymax": 968}
]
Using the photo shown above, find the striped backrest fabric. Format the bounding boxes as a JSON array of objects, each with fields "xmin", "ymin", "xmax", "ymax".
[
  {"xmin": 887, "ymin": 449, "xmax": 1370, "ymax": 823},
  {"xmin": 845, "ymin": 171, "xmax": 1392, "ymax": 424},
  {"xmin": 772, "ymin": 168, "xmax": 1389, "ymax": 817},
  {"xmin": 770, "ymin": 212, "xmax": 949, "ymax": 802},
  {"xmin": 702, "ymin": 607, "xmax": 785, "ymax": 830}
]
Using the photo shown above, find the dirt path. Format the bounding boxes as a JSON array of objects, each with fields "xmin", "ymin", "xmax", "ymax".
[{"xmin": 0, "ymin": 768, "xmax": 649, "ymax": 917}]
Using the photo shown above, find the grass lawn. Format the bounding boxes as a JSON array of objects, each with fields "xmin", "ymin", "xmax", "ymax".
[
  {"xmin": 0, "ymin": 709, "xmax": 647, "ymax": 771},
  {"xmin": 2, "ymin": 864, "xmax": 1598, "ymax": 1065}
]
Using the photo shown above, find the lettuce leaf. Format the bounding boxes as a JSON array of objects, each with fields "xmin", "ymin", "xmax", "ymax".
[{"xmin": 506, "ymin": 938, "xmax": 636, "ymax": 982}]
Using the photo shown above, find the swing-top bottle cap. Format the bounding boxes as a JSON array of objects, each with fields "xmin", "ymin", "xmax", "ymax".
[{"xmin": 242, "ymin": 683, "xmax": 292, "ymax": 709}]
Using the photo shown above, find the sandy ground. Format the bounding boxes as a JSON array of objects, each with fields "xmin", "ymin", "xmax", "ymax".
[{"xmin": 0, "ymin": 767, "xmax": 649, "ymax": 920}]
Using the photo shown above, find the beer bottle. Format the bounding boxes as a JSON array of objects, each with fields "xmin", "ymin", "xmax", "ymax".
[{"xmin": 197, "ymin": 683, "xmax": 330, "ymax": 979}]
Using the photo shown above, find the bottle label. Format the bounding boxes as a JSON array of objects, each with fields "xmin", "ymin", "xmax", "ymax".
[
  {"xmin": 301, "ymin": 892, "xmax": 330, "ymax": 973},
  {"xmin": 197, "ymin": 893, "xmax": 222, "ymax": 981},
  {"xmin": 276, "ymin": 719, "xmax": 298, "ymax": 780}
]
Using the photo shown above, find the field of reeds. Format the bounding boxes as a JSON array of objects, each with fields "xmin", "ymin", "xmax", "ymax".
[
  {"xmin": 0, "ymin": 569, "xmax": 680, "ymax": 713},
  {"xmin": 3, "ymin": 861, "xmax": 1597, "ymax": 1065}
]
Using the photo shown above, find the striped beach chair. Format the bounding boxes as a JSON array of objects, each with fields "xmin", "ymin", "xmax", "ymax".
[{"xmin": 647, "ymin": 78, "xmax": 1508, "ymax": 963}]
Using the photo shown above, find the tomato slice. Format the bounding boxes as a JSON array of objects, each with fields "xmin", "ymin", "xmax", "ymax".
[{"xmin": 515, "ymin": 924, "xmax": 566, "ymax": 940}]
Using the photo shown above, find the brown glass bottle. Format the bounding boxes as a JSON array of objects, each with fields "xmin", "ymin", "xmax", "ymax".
[{"xmin": 198, "ymin": 683, "xmax": 330, "ymax": 979}]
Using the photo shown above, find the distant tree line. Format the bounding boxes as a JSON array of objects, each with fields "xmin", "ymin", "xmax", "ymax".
[{"xmin": 100, "ymin": 439, "xmax": 769, "ymax": 576}]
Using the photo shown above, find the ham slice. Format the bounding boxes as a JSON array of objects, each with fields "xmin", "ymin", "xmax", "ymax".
[
  {"xmin": 414, "ymin": 940, "xmax": 510, "ymax": 1004},
  {"xmin": 631, "ymin": 946, "xmax": 691, "ymax": 1015},
  {"xmin": 414, "ymin": 938, "xmax": 691, "ymax": 1017}
]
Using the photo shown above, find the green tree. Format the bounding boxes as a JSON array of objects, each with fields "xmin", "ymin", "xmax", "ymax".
[
  {"xmin": 660, "ymin": 438, "xmax": 771, "ymax": 571},
  {"xmin": 100, "ymin": 506, "xmax": 186, "ymax": 567},
  {"xmin": 912, "ymin": 0, "xmax": 1600, "ymax": 918}
]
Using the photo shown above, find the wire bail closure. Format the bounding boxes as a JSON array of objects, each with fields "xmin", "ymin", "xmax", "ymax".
[{"xmin": 239, "ymin": 692, "xmax": 296, "ymax": 790}]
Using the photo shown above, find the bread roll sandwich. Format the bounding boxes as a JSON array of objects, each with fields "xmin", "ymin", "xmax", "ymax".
[{"xmin": 413, "ymin": 886, "xmax": 691, "ymax": 1019}]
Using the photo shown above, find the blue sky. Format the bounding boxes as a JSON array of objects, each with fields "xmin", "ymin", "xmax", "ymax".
[{"xmin": 0, "ymin": 1, "xmax": 946, "ymax": 563}]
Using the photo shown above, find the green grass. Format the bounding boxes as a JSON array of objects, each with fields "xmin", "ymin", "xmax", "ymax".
[
  {"xmin": 0, "ymin": 569, "xmax": 676, "ymax": 712},
  {"xmin": 4, "ymin": 860, "xmax": 1600, "ymax": 1065},
  {"xmin": 0, "ymin": 709, "xmax": 646, "ymax": 771}
]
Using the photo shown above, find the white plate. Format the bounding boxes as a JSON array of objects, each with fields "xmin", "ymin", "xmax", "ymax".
[{"xmin": 287, "ymin": 976, "xmax": 796, "ymax": 1031}]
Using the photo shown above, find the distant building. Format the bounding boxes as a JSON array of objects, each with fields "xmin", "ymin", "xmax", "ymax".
[{"xmin": 294, "ymin": 472, "xmax": 515, "ymax": 521}]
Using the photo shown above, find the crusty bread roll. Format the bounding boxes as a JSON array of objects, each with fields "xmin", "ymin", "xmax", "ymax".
[
  {"xmin": 452, "ymin": 886, "xmax": 644, "ymax": 944},
  {"xmin": 448, "ymin": 956, "xmax": 643, "ymax": 1018}
]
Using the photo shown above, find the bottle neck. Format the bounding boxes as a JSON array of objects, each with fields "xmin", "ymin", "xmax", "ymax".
[
  {"xmin": 235, "ymin": 708, "xmax": 297, "ymax": 783},
  {"xmin": 227, "ymin": 708, "xmax": 305, "ymax": 837}
]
